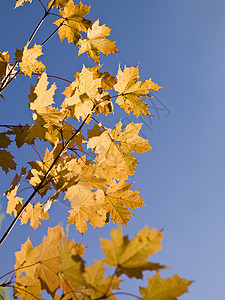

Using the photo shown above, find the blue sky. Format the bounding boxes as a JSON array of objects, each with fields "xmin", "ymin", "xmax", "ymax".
[{"xmin": 1, "ymin": 0, "xmax": 225, "ymax": 299}]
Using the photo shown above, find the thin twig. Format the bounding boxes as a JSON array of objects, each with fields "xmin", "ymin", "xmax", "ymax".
[
  {"xmin": 28, "ymin": 0, "xmax": 56, "ymax": 45},
  {"xmin": 37, "ymin": 0, "xmax": 46, "ymax": 12},
  {"xmin": 41, "ymin": 21, "xmax": 65, "ymax": 46}
]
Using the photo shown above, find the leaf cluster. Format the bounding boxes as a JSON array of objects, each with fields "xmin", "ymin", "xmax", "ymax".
[{"xmin": 0, "ymin": 0, "xmax": 191, "ymax": 299}]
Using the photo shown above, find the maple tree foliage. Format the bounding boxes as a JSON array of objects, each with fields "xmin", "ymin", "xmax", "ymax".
[{"xmin": 0, "ymin": 0, "xmax": 192, "ymax": 299}]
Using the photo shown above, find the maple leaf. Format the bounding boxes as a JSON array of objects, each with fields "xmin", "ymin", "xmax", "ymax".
[
  {"xmin": 87, "ymin": 121, "xmax": 152, "ymax": 180},
  {"xmin": 78, "ymin": 19, "xmax": 118, "ymax": 63},
  {"xmin": 33, "ymin": 226, "xmax": 63, "ymax": 296},
  {"xmin": 14, "ymin": 276, "xmax": 44, "ymax": 300},
  {"xmin": 101, "ymin": 226, "xmax": 164, "ymax": 279},
  {"xmin": 61, "ymin": 65, "xmax": 103, "ymax": 120},
  {"xmin": 14, "ymin": 238, "xmax": 39, "ymax": 278},
  {"xmin": 28, "ymin": 148, "xmax": 60, "ymax": 196},
  {"xmin": 98, "ymin": 180, "xmax": 145, "ymax": 225},
  {"xmin": 15, "ymin": 0, "xmax": 32, "ymax": 8},
  {"xmin": 54, "ymin": 0, "xmax": 92, "ymax": 45},
  {"xmin": 67, "ymin": 191, "xmax": 107, "ymax": 233},
  {"xmin": 20, "ymin": 202, "xmax": 49, "ymax": 229},
  {"xmin": 5, "ymin": 185, "xmax": 23, "ymax": 217},
  {"xmin": 29, "ymin": 72, "xmax": 57, "ymax": 112},
  {"xmin": 25, "ymin": 107, "xmax": 68, "ymax": 145},
  {"xmin": 114, "ymin": 65, "xmax": 162, "ymax": 117},
  {"xmin": 15, "ymin": 43, "xmax": 46, "ymax": 77},
  {"xmin": 14, "ymin": 225, "xmax": 86, "ymax": 297},
  {"xmin": 81, "ymin": 259, "xmax": 121, "ymax": 299},
  {"xmin": 0, "ymin": 132, "xmax": 12, "ymax": 148},
  {"xmin": 0, "ymin": 149, "xmax": 16, "ymax": 174},
  {"xmin": 139, "ymin": 273, "xmax": 192, "ymax": 300},
  {"xmin": 47, "ymin": 0, "xmax": 69, "ymax": 10}
]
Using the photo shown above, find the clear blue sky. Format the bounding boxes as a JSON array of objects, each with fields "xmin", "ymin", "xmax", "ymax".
[{"xmin": 1, "ymin": 0, "xmax": 225, "ymax": 299}]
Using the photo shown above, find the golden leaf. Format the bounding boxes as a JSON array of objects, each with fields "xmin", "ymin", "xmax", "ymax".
[
  {"xmin": 29, "ymin": 72, "xmax": 57, "ymax": 113},
  {"xmin": 20, "ymin": 202, "xmax": 49, "ymax": 229},
  {"xmin": 14, "ymin": 238, "xmax": 38, "ymax": 278},
  {"xmin": 13, "ymin": 276, "xmax": 44, "ymax": 300},
  {"xmin": 78, "ymin": 19, "xmax": 118, "ymax": 63},
  {"xmin": 101, "ymin": 226, "xmax": 164, "ymax": 279},
  {"xmin": 114, "ymin": 64, "xmax": 162, "ymax": 117},
  {"xmin": 5, "ymin": 185, "xmax": 23, "ymax": 217},
  {"xmin": 54, "ymin": 0, "xmax": 92, "ymax": 44},
  {"xmin": 68, "ymin": 191, "xmax": 107, "ymax": 234},
  {"xmin": 15, "ymin": 43, "xmax": 46, "ymax": 78},
  {"xmin": 87, "ymin": 121, "xmax": 152, "ymax": 180},
  {"xmin": 101, "ymin": 180, "xmax": 145, "ymax": 225},
  {"xmin": 139, "ymin": 273, "xmax": 192, "ymax": 300},
  {"xmin": 61, "ymin": 65, "xmax": 103, "ymax": 120}
]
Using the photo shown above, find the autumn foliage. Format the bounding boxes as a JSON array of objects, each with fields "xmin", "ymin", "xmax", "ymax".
[{"xmin": 0, "ymin": 0, "xmax": 191, "ymax": 299}]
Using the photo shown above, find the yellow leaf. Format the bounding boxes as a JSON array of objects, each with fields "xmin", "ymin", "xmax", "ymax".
[
  {"xmin": 29, "ymin": 72, "xmax": 57, "ymax": 112},
  {"xmin": 87, "ymin": 121, "xmax": 152, "ymax": 180},
  {"xmin": 54, "ymin": 0, "xmax": 92, "ymax": 44},
  {"xmin": 34, "ymin": 225, "xmax": 62, "ymax": 296},
  {"xmin": 14, "ymin": 225, "xmax": 87, "ymax": 298},
  {"xmin": 102, "ymin": 180, "xmax": 145, "ymax": 225},
  {"xmin": 25, "ymin": 107, "xmax": 68, "ymax": 145},
  {"xmin": 81, "ymin": 259, "xmax": 121, "ymax": 299},
  {"xmin": 68, "ymin": 191, "xmax": 107, "ymax": 234},
  {"xmin": 61, "ymin": 65, "xmax": 102, "ymax": 120},
  {"xmin": 14, "ymin": 276, "xmax": 44, "ymax": 300},
  {"xmin": 101, "ymin": 226, "xmax": 164, "ymax": 278},
  {"xmin": 114, "ymin": 65, "xmax": 162, "ymax": 117},
  {"xmin": 139, "ymin": 273, "xmax": 192, "ymax": 300},
  {"xmin": 20, "ymin": 202, "xmax": 49, "ymax": 229},
  {"xmin": 78, "ymin": 19, "xmax": 118, "ymax": 63},
  {"xmin": 14, "ymin": 0, "xmax": 32, "ymax": 8},
  {"xmin": 0, "ymin": 149, "xmax": 16, "ymax": 174},
  {"xmin": 6, "ymin": 185, "xmax": 23, "ymax": 217},
  {"xmin": 14, "ymin": 238, "xmax": 38, "ymax": 278},
  {"xmin": 15, "ymin": 43, "xmax": 46, "ymax": 78}
]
